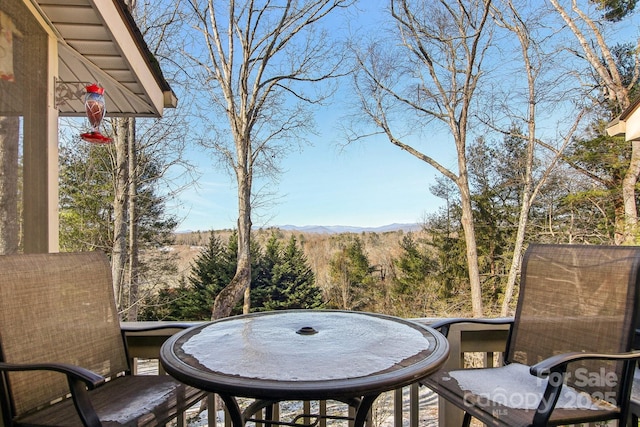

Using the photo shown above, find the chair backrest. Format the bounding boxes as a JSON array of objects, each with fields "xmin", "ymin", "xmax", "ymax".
[
  {"xmin": 0, "ymin": 252, "xmax": 129, "ymax": 417},
  {"xmin": 507, "ymin": 244, "xmax": 640, "ymax": 399}
]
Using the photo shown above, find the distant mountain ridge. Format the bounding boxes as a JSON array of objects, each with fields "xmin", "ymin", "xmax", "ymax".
[
  {"xmin": 274, "ymin": 223, "xmax": 422, "ymax": 234},
  {"xmin": 176, "ymin": 223, "xmax": 422, "ymax": 234}
]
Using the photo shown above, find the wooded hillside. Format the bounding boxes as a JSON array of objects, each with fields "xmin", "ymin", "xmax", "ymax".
[
  {"xmin": 166, "ymin": 228, "xmax": 440, "ymax": 318},
  {"xmin": 173, "ymin": 228, "xmax": 417, "ymax": 291}
]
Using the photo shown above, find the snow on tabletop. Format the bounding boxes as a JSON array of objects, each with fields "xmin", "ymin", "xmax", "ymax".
[{"xmin": 181, "ymin": 312, "xmax": 430, "ymax": 381}]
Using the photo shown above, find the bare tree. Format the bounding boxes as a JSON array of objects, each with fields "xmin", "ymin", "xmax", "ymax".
[
  {"xmin": 183, "ymin": 0, "xmax": 353, "ymax": 319},
  {"xmin": 127, "ymin": 118, "xmax": 140, "ymax": 320},
  {"xmin": 548, "ymin": 0, "xmax": 640, "ymax": 244},
  {"xmin": 352, "ymin": 0, "xmax": 493, "ymax": 316},
  {"xmin": 110, "ymin": 0, "xmax": 136, "ymax": 315},
  {"xmin": 490, "ymin": 0, "xmax": 585, "ymax": 314},
  {"xmin": 116, "ymin": 0, "xmax": 198, "ymax": 320},
  {"xmin": 111, "ymin": 118, "xmax": 130, "ymax": 310}
]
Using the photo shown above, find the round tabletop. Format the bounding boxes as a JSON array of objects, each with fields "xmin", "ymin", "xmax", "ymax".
[{"xmin": 160, "ymin": 310, "xmax": 449, "ymax": 401}]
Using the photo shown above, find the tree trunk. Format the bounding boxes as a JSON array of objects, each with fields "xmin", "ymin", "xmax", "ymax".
[
  {"xmin": 122, "ymin": 0, "xmax": 139, "ymax": 322},
  {"xmin": 458, "ymin": 175, "xmax": 483, "ymax": 317},
  {"xmin": 112, "ymin": 118, "xmax": 129, "ymax": 312},
  {"xmin": 621, "ymin": 140, "xmax": 640, "ymax": 244},
  {"xmin": 127, "ymin": 118, "xmax": 139, "ymax": 321},
  {"xmin": 501, "ymin": 201, "xmax": 529, "ymax": 316},
  {"xmin": 0, "ymin": 117, "xmax": 19, "ymax": 255},
  {"xmin": 243, "ymin": 286, "xmax": 251, "ymax": 315},
  {"xmin": 211, "ymin": 161, "xmax": 252, "ymax": 320}
]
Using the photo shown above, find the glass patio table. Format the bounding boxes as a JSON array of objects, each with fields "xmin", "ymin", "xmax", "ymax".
[{"xmin": 160, "ymin": 309, "xmax": 449, "ymax": 427}]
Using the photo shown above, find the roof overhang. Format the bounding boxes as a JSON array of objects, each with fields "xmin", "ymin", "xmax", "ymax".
[
  {"xmin": 32, "ymin": 0, "xmax": 177, "ymax": 117},
  {"xmin": 606, "ymin": 97, "xmax": 640, "ymax": 141}
]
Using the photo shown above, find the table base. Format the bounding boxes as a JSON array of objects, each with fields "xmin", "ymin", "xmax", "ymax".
[{"xmin": 218, "ymin": 393, "xmax": 381, "ymax": 427}]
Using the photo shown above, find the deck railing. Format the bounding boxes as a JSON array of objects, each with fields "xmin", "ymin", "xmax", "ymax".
[{"xmin": 122, "ymin": 318, "xmax": 511, "ymax": 427}]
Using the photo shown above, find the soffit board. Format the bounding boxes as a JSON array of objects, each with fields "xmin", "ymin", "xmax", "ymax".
[{"xmin": 34, "ymin": 0, "xmax": 175, "ymax": 117}]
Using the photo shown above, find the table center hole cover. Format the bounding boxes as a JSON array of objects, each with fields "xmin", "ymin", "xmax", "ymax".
[{"xmin": 296, "ymin": 326, "xmax": 318, "ymax": 335}]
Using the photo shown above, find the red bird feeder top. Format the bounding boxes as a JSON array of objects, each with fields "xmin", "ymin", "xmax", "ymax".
[{"xmin": 80, "ymin": 83, "xmax": 112, "ymax": 144}]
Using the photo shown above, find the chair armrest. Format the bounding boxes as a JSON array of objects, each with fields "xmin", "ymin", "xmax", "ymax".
[
  {"xmin": 528, "ymin": 351, "xmax": 640, "ymax": 427},
  {"xmin": 530, "ymin": 350, "xmax": 640, "ymax": 377},
  {"xmin": 0, "ymin": 361, "xmax": 105, "ymax": 389},
  {"xmin": 429, "ymin": 317, "xmax": 514, "ymax": 337},
  {"xmin": 0, "ymin": 361, "xmax": 105, "ymax": 427}
]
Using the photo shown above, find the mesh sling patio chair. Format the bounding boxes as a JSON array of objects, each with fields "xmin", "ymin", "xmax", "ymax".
[
  {"xmin": 422, "ymin": 243, "xmax": 640, "ymax": 427},
  {"xmin": 0, "ymin": 251, "xmax": 206, "ymax": 427}
]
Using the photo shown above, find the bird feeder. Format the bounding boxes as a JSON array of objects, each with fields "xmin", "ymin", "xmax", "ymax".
[{"xmin": 80, "ymin": 83, "xmax": 112, "ymax": 144}]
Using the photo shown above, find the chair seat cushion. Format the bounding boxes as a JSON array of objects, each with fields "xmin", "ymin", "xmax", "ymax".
[
  {"xmin": 14, "ymin": 375, "xmax": 206, "ymax": 427},
  {"xmin": 448, "ymin": 363, "xmax": 612, "ymax": 410},
  {"xmin": 422, "ymin": 367, "xmax": 620, "ymax": 427}
]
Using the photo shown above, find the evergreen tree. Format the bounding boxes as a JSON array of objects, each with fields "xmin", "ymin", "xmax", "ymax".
[
  {"xmin": 424, "ymin": 177, "xmax": 469, "ymax": 304},
  {"xmin": 141, "ymin": 232, "xmax": 324, "ymax": 320},
  {"xmin": 135, "ymin": 154, "xmax": 179, "ymax": 246},
  {"xmin": 328, "ymin": 237, "xmax": 375, "ymax": 310},
  {"xmin": 424, "ymin": 206, "xmax": 469, "ymax": 302},
  {"xmin": 467, "ymin": 134, "xmax": 524, "ymax": 305},
  {"xmin": 251, "ymin": 234, "xmax": 280, "ymax": 309},
  {"xmin": 262, "ymin": 235, "xmax": 323, "ymax": 311},
  {"xmin": 552, "ymin": 41, "xmax": 640, "ymax": 245},
  {"xmin": 389, "ymin": 233, "xmax": 443, "ymax": 317},
  {"xmin": 393, "ymin": 233, "xmax": 436, "ymax": 296},
  {"xmin": 59, "ymin": 143, "xmax": 177, "ymax": 251},
  {"xmin": 139, "ymin": 233, "xmax": 232, "ymax": 321},
  {"xmin": 59, "ymin": 144, "xmax": 113, "ymax": 252},
  {"xmin": 562, "ymin": 120, "xmax": 630, "ymax": 244},
  {"xmin": 214, "ymin": 231, "xmax": 265, "ymax": 316},
  {"xmin": 187, "ymin": 233, "xmax": 235, "ymax": 318}
]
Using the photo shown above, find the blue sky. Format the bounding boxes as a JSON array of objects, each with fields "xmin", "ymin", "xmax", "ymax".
[
  {"xmin": 173, "ymin": 123, "xmax": 449, "ymax": 232},
  {"xmin": 170, "ymin": 1, "xmax": 450, "ymax": 232}
]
